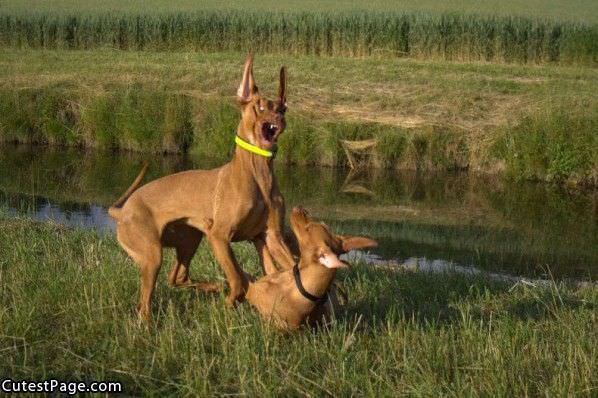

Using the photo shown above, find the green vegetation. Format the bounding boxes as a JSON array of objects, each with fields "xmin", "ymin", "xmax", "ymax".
[
  {"xmin": 496, "ymin": 109, "xmax": 598, "ymax": 184},
  {"xmin": 0, "ymin": 2, "xmax": 596, "ymax": 184},
  {"xmin": 1, "ymin": 6, "xmax": 596, "ymax": 65},
  {"xmin": 0, "ymin": 214, "xmax": 596, "ymax": 395},
  {"xmin": 1, "ymin": 49, "xmax": 596, "ymax": 185}
]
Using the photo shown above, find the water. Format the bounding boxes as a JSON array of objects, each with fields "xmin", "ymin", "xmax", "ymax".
[{"xmin": 1, "ymin": 144, "xmax": 596, "ymax": 280}]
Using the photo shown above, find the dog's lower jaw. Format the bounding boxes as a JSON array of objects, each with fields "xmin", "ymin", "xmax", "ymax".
[
  {"xmin": 260, "ymin": 121, "xmax": 280, "ymax": 147},
  {"xmin": 259, "ymin": 137, "xmax": 278, "ymax": 151}
]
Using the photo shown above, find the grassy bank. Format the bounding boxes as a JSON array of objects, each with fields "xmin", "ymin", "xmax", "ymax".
[
  {"xmin": 1, "ymin": 49, "xmax": 597, "ymax": 185},
  {"xmin": 0, "ymin": 214, "xmax": 596, "ymax": 395},
  {"xmin": 1, "ymin": 1, "xmax": 597, "ymax": 66}
]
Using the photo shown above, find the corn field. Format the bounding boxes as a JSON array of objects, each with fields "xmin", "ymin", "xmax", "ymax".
[{"xmin": 0, "ymin": 11, "xmax": 596, "ymax": 65}]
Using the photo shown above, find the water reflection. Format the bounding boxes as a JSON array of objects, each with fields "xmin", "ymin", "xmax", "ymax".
[
  {"xmin": 1, "ymin": 144, "xmax": 596, "ymax": 280},
  {"xmin": 2, "ymin": 191, "xmax": 116, "ymax": 232}
]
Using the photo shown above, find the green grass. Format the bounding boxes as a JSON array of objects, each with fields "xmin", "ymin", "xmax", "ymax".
[
  {"xmin": 0, "ymin": 1, "xmax": 597, "ymax": 65},
  {"xmin": 1, "ymin": 49, "xmax": 597, "ymax": 185},
  {"xmin": 0, "ymin": 214, "xmax": 596, "ymax": 395},
  {"xmin": 495, "ymin": 109, "xmax": 598, "ymax": 184}
]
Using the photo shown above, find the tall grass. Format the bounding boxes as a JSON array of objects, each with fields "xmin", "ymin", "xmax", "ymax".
[
  {"xmin": 0, "ymin": 11, "xmax": 596, "ymax": 65},
  {"xmin": 494, "ymin": 108, "xmax": 598, "ymax": 185},
  {"xmin": 0, "ymin": 86, "xmax": 466, "ymax": 170}
]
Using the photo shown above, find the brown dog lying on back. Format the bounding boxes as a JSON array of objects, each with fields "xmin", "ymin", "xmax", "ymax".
[{"xmin": 246, "ymin": 207, "xmax": 377, "ymax": 330}]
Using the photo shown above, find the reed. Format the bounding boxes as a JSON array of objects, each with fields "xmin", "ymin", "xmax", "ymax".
[{"xmin": 0, "ymin": 10, "xmax": 596, "ymax": 65}]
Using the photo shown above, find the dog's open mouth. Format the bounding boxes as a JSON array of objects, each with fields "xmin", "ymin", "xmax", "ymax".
[{"xmin": 261, "ymin": 123, "xmax": 279, "ymax": 146}]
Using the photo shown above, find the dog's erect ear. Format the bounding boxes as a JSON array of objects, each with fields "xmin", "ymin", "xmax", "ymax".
[
  {"xmin": 278, "ymin": 66, "xmax": 287, "ymax": 110},
  {"xmin": 237, "ymin": 54, "xmax": 258, "ymax": 104},
  {"xmin": 340, "ymin": 236, "xmax": 378, "ymax": 253},
  {"xmin": 319, "ymin": 251, "xmax": 348, "ymax": 269}
]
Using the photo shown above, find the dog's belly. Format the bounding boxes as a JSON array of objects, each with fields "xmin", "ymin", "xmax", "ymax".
[{"xmin": 160, "ymin": 220, "xmax": 203, "ymax": 248}]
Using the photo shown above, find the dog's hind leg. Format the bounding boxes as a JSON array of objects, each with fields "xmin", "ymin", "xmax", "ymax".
[
  {"xmin": 167, "ymin": 233, "xmax": 222, "ymax": 293},
  {"xmin": 167, "ymin": 231, "xmax": 201, "ymax": 287},
  {"xmin": 116, "ymin": 218, "xmax": 163, "ymax": 324},
  {"xmin": 138, "ymin": 251, "xmax": 162, "ymax": 324}
]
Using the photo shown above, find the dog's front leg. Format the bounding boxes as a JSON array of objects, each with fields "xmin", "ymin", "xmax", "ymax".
[
  {"xmin": 265, "ymin": 230, "xmax": 295, "ymax": 270},
  {"xmin": 253, "ymin": 236, "xmax": 279, "ymax": 275},
  {"xmin": 207, "ymin": 235, "xmax": 249, "ymax": 306},
  {"xmin": 264, "ymin": 195, "xmax": 296, "ymax": 270},
  {"xmin": 264, "ymin": 221, "xmax": 295, "ymax": 270}
]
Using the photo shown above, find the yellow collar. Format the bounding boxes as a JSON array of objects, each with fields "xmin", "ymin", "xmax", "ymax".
[{"xmin": 235, "ymin": 135, "xmax": 275, "ymax": 158}]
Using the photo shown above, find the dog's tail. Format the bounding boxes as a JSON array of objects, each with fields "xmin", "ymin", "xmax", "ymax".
[{"xmin": 108, "ymin": 163, "xmax": 149, "ymax": 219}]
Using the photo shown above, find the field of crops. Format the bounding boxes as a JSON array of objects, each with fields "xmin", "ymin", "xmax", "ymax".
[
  {"xmin": 0, "ymin": 1, "xmax": 596, "ymax": 65},
  {"xmin": 2, "ymin": 0, "xmax": 598, "ymax": 21}
]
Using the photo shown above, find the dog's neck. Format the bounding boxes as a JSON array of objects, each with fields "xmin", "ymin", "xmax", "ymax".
[
  {"xmin": 232, "ymin": 129, "xmax": 275, "ymax": 203},
  {"xmin": 297, "ymin": 257, "xmax": 337, "ymax": 299}
]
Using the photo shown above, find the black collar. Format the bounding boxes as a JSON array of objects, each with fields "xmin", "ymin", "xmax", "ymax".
[{"xmin": 293, "ymin": 263, "xmax": 328, "ymax": 305}]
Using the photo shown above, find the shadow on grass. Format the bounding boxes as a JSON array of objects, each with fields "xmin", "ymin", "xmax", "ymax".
[
  {"xmin": 68, "ymin": 241, "xmax": 593, "ymax": 332},
  {"xmin": 147, "ymin": 259, "xmax": 595, "ymax": 332},
  {"xmin": 335, "ymin": 266, "xmax": 593, "ymax": 328}
]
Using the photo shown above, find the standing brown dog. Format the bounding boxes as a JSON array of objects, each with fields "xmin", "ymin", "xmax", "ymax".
[{"xmin": 109, "ymin": 55, "xmax": 295, "ymax": 322}]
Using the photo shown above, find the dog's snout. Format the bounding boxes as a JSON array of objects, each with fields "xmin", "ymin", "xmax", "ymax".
[{"xmin": 292, "ymin": 206, "xmax": 308, "ymax": 217}]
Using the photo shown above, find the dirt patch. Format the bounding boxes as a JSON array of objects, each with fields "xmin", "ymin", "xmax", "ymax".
[{"xmin": 332, "ymin": 105, "xmax": 426, "ymax": 128}]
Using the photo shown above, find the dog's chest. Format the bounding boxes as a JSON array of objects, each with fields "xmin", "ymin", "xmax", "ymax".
[
  {"xmin": 231, "ymin": 196, "xmax": 268, "ymax": 241},
  {"xmin": 247, "ymin": 274, "xmax": 313, "ymax": 329}
]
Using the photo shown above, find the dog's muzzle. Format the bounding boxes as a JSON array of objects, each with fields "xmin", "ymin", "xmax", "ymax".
[{"xmin": 262, "ymin": 122, "xmax": 279, "ymax": 143}]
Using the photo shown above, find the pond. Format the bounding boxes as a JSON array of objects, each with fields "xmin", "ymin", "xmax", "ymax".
[{"xmin": 1, "ymin": 144, "xmax": 596, "ymax": 281}]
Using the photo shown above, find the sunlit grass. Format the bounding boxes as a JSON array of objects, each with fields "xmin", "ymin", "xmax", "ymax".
[{"xmin": 0, "ymin": 214, "xmax": 596, "ymax": 395}]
